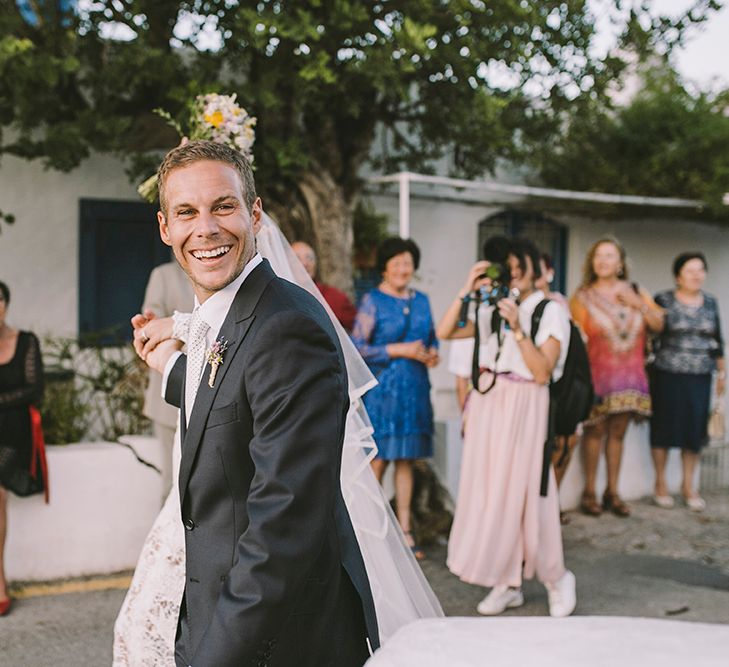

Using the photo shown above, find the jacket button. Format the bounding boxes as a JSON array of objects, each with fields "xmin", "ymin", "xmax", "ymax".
[{"xmin": 184, "ymin": 518, "xmax": 196, "ymax": 531}]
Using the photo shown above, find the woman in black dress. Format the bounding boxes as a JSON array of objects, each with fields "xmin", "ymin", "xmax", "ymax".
[
  {"xmin": 650, "ymin": 253, "xmax": 725, "ymax": 511},
  {"xmin": 0, "ymin": 281, "xmax": 45, "ymax": 615}
]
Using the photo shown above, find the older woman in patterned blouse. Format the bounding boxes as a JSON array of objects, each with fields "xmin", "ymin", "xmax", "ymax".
[{"xmin": 650, "ymin": 252, "xmax": 725, "ymax": 512}]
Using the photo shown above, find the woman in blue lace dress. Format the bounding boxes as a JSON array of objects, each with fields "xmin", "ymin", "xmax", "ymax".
[{"xmin": 352, "ymin": 238, "xmax": 439, "ymax": 559}]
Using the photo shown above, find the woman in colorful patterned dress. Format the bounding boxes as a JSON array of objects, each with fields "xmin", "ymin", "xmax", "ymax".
[
  {"xmin": 570, "ymin": 238, "xmax": 664, "ymax": 517},
  {"xmin": 352, "ymin": 237, "xmax": 439, "ymax": 559},
  {"xmin": 650, "ymin": 252, "xmax": 724, "ymax": 511}
]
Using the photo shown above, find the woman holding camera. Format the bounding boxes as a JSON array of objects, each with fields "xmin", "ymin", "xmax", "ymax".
[
  {"xmin": 570, "ymin": 238, "xmax": 663, "ymax": 517},
  {"xmin": 437, "ymin": 239, "xmax": 576, "ymax": 617}
]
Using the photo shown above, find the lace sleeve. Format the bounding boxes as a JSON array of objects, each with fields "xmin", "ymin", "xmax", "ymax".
[
  {"xmin": 352, "ymin": 294, "xmax": 390, "ymax": 365},
  {"xmin": 172, "ymin": 311, "xmax": 191, "ymax": 343},
  {"xmin": 0, "ymin": 332, "xmax": 44, "ymax": 408}
]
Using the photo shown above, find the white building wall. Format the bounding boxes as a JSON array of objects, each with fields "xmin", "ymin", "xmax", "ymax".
[
  {"xmin": 6, "ymin": 438, "xmax": 164, "ymax": 581},
  {"xmin": 368, "ymin": 192, "xmax": 729, "ymax": 505},
  {"xmin": 0, "ymin": 153, "xmax": 139, "ymax": 337},
  {"xmin": 3, "ymin": 158, "xmax": 728, "ymax": 579},
  {"xmin": 369, "ymin": 194, "xmax": 729, "ymax": 415}
]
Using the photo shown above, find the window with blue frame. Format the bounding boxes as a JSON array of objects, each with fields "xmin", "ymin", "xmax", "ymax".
[
  {"xmin": 16, "ymin": 0, "xmax": 76, "ymax": 25},
  {"xmin": 79, "ymin": 199, "xmax": 172, "ymax": 345},
  {"xmin": 478, "ymin": 209, "xmax": 568, "ymax": 294}
]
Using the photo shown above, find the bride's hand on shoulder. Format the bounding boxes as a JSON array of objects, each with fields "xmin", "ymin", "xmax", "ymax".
[{"xmin": 132, "ymin": 313, "xmax": 174, "ymax": 360}]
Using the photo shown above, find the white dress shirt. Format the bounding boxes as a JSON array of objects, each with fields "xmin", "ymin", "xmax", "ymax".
[
  {"xmin": 447, "ymin": 338, "xmax": 475, "ymax": 380},
  {"xmin": 161, "ymin": 253, "xmax": 263, "ymax": 423}
]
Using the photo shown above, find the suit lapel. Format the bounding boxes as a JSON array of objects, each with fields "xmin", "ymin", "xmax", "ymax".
[
  {"xmin": 180, "ymin": 374, "xmax": 187, "ymax": 442},
  {"xmin": 178, "ymin": 259, "xmax": 276, "ymax": 502}
]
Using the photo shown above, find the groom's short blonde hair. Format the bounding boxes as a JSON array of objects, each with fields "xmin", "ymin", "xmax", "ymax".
[{"xmin": 157, "ymin": 140, "xmax": 257, "ymax": 215}]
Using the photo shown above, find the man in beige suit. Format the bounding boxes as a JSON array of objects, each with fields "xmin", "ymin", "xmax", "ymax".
[{"xmin": 141, "ymin": 260, "xmax": 194, "ymax": 503}]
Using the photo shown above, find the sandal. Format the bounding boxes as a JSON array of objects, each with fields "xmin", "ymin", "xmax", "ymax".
[
  {"xmin": 603, "ymin": 491, "xmax": 630, "ymax": 517},
  {"xmin": 580, "ymin": 492, "xmax": 602, "ymax": 516},
  {"xmin": 404, "ymin": 531, "xmax": 426, "ymax": 561}
]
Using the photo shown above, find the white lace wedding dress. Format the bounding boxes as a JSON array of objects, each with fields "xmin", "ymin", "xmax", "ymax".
[{"xmin": 112, "ymin": 214, "xmax": 443, "ymax": 666}]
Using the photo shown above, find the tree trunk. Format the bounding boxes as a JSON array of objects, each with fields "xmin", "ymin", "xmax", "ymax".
[{"xmin": 297, "ymin": 166, "xmax": 356, "ymax": 296}]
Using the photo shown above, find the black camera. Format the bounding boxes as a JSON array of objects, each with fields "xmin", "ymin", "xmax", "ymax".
[{"xmin": 478, "ymin": 262, "xmax": 510, "ymax": 305}]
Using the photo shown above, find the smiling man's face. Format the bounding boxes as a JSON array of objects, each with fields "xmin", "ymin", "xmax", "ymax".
[{"xmin": 158, "ymin": 159, "xmax": 262, "ymax": 303}]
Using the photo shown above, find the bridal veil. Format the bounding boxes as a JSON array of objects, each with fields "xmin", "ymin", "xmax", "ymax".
[{"xmin": 112, "ymin": 212, "xmax": 442, "ymax": 666}]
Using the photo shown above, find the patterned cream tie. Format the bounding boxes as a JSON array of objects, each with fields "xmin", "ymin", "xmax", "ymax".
[{"xmin": 184, "ymin": 308, "xmax": 210, "ymax": 425}]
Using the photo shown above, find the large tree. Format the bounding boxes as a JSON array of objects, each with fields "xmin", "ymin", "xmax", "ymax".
[
  {"xmin": 0, "ymin": 0, "xmax": 719, "ymax": 288},
  {"xmin": 530, "ymin": 61, "xmax": 729, "ymax": 215}
]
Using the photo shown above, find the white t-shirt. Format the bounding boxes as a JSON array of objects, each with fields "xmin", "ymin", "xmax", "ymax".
[
  {"xmin": 447, "ymin": 338, "xmax": 475, "ymax": 380},
  {"xmin": 475, "ymin": 290, "xmax": 571, "ymax": 382}
]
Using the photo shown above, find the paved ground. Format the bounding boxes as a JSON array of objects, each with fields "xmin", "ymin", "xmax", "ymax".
[
  {"xmin": 422, "ymin": 490, "xmax": 729, "ymax": 623},
  {"xmin": 2, "ymin": 491, "xmax": 728, "ymax": 666}
]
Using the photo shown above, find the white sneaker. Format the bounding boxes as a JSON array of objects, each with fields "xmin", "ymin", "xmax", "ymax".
[
  {"xmin": 545, "ymin": 570, "xmax": 576, "ymax": 618},
  {"xmin": 477, "ymin": 585, "xmax": 524, "ymax": 615},
  {"xmin": 653, "ymin": 494, "xmax": 675, "ymax": 509},
  {"xmin": 685, "ymin": 495, "xmax": 706, "ymax": 512}
]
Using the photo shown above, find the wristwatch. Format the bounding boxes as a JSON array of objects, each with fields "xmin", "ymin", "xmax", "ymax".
[{"xmin": 513, "ymin": 328, "xmax": 526, "ymax": 343}]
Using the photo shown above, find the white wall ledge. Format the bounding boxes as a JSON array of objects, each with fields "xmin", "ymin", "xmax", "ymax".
[{"xmin": 7, "ymin": 438, "xmax": 164, "ymax": 582}]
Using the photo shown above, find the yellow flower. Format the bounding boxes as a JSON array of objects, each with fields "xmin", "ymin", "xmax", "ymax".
[{"xmin": 204, "ymin": 110, "xmax": 224, "ymax": 128}]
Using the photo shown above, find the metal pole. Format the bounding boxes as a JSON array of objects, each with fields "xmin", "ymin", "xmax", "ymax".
[{"xmin": 398, "ymin": 172, "xmax": 410, "ymax": 238}]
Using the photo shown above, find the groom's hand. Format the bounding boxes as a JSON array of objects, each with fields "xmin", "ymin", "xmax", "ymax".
[{"xmin": 144, "ymin": 338, "xmax": 183, "ymax": 374}]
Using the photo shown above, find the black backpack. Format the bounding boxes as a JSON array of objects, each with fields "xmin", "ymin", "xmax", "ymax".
[
  {"xmin": 531, "ymin": 300, "xmax": 594, "ymax": 495},
  {"xmin": 530, "ymin": 299, "xmax": 594, "ymax": 437}
]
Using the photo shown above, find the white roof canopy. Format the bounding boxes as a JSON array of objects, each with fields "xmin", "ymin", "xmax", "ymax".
[{"xmin": 367, "ymin": 171, "xmax": 705, "ymax": 238}]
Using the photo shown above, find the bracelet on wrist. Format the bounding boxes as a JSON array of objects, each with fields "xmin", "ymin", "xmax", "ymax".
[{"xmin": 717, "ymin": 371, "xmax": 726, "ymax": 380}]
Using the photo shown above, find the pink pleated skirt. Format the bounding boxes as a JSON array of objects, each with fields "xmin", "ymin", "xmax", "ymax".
[{"xmin": 447, "ymin": 374, "xmax": 565, "ymax": 588}]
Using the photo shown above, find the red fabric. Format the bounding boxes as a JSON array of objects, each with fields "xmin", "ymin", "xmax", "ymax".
[
  {"xmin": 29, "ymin": 405, "xmax": 49, "ymax": 504},
  {"xmin": 315, "ymin": 281, "xmax": 357, "ymax": 332}
]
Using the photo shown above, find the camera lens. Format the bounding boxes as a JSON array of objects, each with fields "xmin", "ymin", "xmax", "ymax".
[{"xmin": 485, "ymin": 265, "xmax": 502, "ymax": 280}]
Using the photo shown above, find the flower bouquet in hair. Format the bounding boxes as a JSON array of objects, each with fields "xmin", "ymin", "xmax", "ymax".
[{"xmin": 137, "ymin": 93, "xmax": 257, "ymax": 203}]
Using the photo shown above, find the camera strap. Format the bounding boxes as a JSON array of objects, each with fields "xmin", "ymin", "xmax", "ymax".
[{"xmin": 470, "ymin": 296, "xmax": 504, "ymax": 396}]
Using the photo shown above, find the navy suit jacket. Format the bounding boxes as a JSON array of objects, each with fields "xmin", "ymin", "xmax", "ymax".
[{"xmin": 166, "ymin": 259, "xmax": 379, "ymax": 667}]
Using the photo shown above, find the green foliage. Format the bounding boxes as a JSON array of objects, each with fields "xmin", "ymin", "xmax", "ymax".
[
  {"xmin": 41, "ymin": 368, "xmax": 90, "ymax": 445},
  {"xmin": 42, "ymin": 335, "xmax": 150, "ymax": 444},
  {"xmin": 0, "ymin": 1, "xmax": 722, "ymax": 242},
  {"xmin": 0, "ymin": 3, "xmax": 637, "ymax": 183},
  {"xmin": 532, "ymin": 62, "xmax": 729, "ymax": 215},
  {"xmin": 353, "ymin": 198, "xmax": 389, "ymax": 253}
]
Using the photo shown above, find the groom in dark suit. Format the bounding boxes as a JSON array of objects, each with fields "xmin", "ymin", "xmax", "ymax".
[{"xmin": 141, "ymin": 140, "xmax": 379, "ymax": 666}]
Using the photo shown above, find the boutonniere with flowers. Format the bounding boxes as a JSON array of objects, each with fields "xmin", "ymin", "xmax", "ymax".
[
  {"xmin": 138, "ymin": 92, "xmax": 256, "ymax": 203},
  {"xmin": 206, "ymin": 338, "xmax": 229, "ymax": 388}
]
